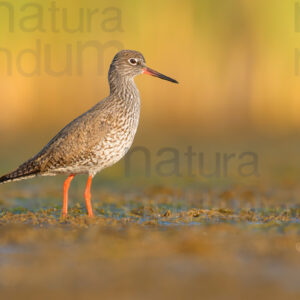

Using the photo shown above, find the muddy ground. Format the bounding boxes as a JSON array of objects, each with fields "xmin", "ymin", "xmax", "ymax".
[{"xmin": 0, "ymin": 182, "xmax": 299, "ymax": 300}]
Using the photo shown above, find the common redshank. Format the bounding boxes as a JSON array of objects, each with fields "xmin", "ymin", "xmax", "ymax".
[{"xmin": 0, "ymin": 50, "xmax": 178, "ymax": 217}]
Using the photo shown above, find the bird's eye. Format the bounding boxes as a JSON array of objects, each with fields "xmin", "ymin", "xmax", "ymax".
[{"xmin": 129, "ymin": 58, "xmax": 137, "ymax": 65}]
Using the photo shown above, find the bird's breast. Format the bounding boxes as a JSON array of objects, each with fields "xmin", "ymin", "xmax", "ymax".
[{"xmin": 93, "ymin": 98, "xmax": 140, "ymax": 170}]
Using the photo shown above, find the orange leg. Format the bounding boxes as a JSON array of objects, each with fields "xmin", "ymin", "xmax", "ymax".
[
  {"xmin": 85, "ymin": 175, "xmax": 94, "ymax": 217},
  {"xmin": 62, "ymin": 174, "xmax": 75, "ymax": 217}
]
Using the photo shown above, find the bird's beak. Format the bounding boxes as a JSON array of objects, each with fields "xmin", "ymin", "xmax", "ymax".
[{"xmin": 142, "ymin": 66, "xmax": 178, "ymax": 84}]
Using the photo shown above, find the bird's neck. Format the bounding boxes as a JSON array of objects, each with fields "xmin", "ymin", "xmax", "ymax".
[{"xmin": 108, "ymin": 69, "xmax": 139, "ymax": 102}]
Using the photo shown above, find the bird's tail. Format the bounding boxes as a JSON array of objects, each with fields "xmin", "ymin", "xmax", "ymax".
[{"xmin": 0, "ymin": 160, "xmax": 41, "ymax": 184}]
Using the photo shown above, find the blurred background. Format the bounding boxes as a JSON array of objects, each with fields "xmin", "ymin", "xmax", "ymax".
[
  {"xmin": 0, "ymin": 0, "xmax": 299, "ymax": 187},
  {"xmin": 0, "ymin": 2, "xmax": 299, "ymax": 299}
]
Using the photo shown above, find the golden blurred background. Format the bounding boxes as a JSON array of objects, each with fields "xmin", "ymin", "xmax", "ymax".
[{"xmin": 0, "ymin": 0, "xmax": 299, "ymax": 185}]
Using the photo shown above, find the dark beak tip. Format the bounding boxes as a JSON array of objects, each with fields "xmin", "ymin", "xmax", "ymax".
[
  {"xmin": 164, "ymin": 78, "xmax": 178, "ymax": 84},
  {"xmin": 169, "ymin": 78, "xmax": 178, "ymax": 84}
]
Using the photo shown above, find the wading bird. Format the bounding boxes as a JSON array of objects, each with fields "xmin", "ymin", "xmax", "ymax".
[{"xmin": 0, "ymin": 50, "xmax": 178, "ymax": 217}]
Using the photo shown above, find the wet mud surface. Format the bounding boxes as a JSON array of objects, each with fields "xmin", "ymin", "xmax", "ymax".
[{"xmin": 0, "ymin": 184, "xmax": 299, "ymax": 300}]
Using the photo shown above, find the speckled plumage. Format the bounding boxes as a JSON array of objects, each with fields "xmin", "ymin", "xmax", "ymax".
[
  {"xmin": 0, "ymin": 50, "xmax": 178, "ymax": 216},
  {"xmin": 0, "ymin": 50, "xmax": 145, "ymax": 183}
]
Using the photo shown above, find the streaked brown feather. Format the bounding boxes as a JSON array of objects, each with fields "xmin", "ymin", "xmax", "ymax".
[{"xmin": 0, "ymin": 50, "xmax": 145, "ymax": 183}]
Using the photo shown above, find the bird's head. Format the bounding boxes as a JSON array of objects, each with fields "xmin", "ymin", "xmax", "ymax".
[{"xmin": 109, "ymin": 49, "xmax": 178, "ymax": 84}]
